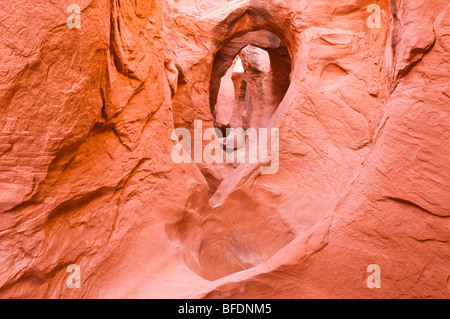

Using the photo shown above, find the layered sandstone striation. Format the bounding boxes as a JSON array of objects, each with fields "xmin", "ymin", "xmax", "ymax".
[{"xmin": 0, "ymin": 0, "xmax": 448, "ymax": 298}]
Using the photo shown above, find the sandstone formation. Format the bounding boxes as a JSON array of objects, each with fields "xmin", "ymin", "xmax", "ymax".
[{"xmin": 0, "ymin": 0, "xmax": 448, "ymax": 298}]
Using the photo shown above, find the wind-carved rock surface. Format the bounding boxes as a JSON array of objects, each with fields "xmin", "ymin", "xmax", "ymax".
[{"xmin": 0, "ymin": 0, "xmax": 448, "ymax": 298}]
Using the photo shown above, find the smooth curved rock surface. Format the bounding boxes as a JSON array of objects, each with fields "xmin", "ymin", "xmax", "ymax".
[{"xmin": 0, "ymin": 0, "xmax": 448, "ymax": 298}]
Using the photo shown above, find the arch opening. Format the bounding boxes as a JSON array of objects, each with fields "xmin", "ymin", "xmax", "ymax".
[{"xmin": 210, "ymin": 30, "xmax": 292, "ymax": 134}]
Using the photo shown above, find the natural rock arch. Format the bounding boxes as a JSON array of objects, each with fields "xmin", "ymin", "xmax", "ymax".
[{"xmin": 210, "ymin": 30, "xmax": 292, "ymax": 131}]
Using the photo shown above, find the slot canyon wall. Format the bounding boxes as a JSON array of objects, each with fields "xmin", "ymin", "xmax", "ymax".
[{"xmin": 0, "ymin": 0, "xmax": 448, "ymax": 298}]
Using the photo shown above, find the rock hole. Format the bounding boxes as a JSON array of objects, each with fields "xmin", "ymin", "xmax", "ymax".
[
  {"xmin": 194, "ymin": 30, "xmax": 292, "ymax": 198},
  {"xmin": 210, "ymin": 30, "xmax": 292, "ymax": 131}
]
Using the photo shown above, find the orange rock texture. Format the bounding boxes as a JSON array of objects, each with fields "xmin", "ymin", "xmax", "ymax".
[{"xmin": 0, "ymin": 0, "xmax": 449, "ymax": 298}]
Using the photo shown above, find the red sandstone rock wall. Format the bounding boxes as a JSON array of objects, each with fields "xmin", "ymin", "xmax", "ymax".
[{"xmin": 0, "ymin": 0, "xmax": 448, "ymax": 298}]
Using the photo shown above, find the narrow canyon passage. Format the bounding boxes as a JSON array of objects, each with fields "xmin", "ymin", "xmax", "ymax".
[
  {"xmin": 197, "ymin": 30, "xmax": 292, "ymax": 196},
  {"xmin": 167, "ymin": 30, "xmax": 297, "ymax": 281}
]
